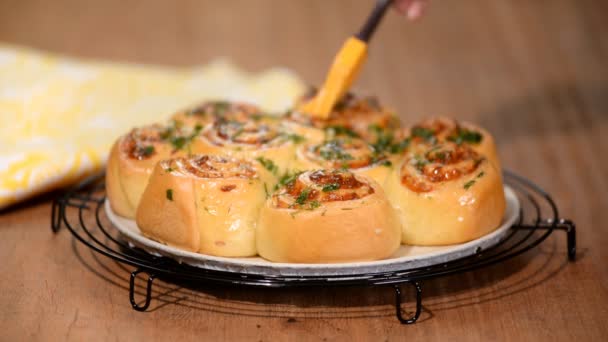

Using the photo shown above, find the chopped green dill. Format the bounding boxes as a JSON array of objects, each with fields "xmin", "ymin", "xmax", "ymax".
[
  {"xmin": 166, "ymin": 189, "xmax": 173, "ymax": 201},
  {"xmin": 263, "ymin": 182, "xmax": 270, "ymax": 199},
  {"xmin": 317, "ymin": 140, "xmax": 354, "ymax": 161},
  {"xmin": 232, "ymin": 128, "xmax": 245, "ymax": 139},
  {"xmin": 309, "ymin": 200, "xmax": 321, "ymax": 210},
  {"xmin": 275, "ymin": 170, "xmax": 302, "ymax": 190},
  {"xmin": 381, "ymin": 160, "xmax": 392, "ymax": 167},
  {"xmin": 368, "ymin": 124, "xmax": 383, "ymax": 133},
  {"xmin": 411, "ymin": 127, "xmax": 436, "ymax": 143},
  {"xmin": 426, "ymin": 145, "xmax": 442, "ymax": 154},
  {"xmin": 282, "ymin": 133, "xmax": 305, "ymax": 144},
  {"xmin": 212, "ymin": 101, "xmax": 230, "ymax": 116},
  {"xmin": 161, "ymin": 122, "xmax": 203, "ymax": 152},
  {"xmin": 390, "ymin": 138, "xmax": 410, "ymax": 154},
  {"xmin": 322, "ymin": 183, "xmax": 340, "ymax": 192},
  {"xmin": 164, "ymin": 166, "xmax": 174, "ymax": 173},
  {"xmin": 142, "ymin": 145, "xmax": 155, "ymax": 157},
  {"xmin": 170, "ymin": 136, "xmax": 187, "ymax": 150},
  {"xmin": 295, "ymin": 188, "xmax": 310, "ymax": 205},
  {"xmin": 413, "ymin": 155, "xmax": 428, "ymax": 172},
  {"xmin": 477, "ymin": 171, "xmax": 485, "ymax": 178},
  {"xmin": 448, "ymin": 128, "xmax": 483, "ymax": 145},
  {"xmin": 369, "ymin": 125, "xmax": 395, "ymax": 154},
  {"xmin": 341, "ymin": 208, "xmax": 353, "ymax": 211},
  {"xmin": 250, "ymin": 113, "xmax": 264, "ymax": 121},
  {"xmin": 433, "ymin": 151, "xmax": 449, "ymax": 163},
  {"xmin": 324, "ymin": 125, "xmax": 360, "ymax": 139},
  {"xmin": 256, "ymin": 157, "xmax": 279, "ymax": 175},
  {"xmin": 464, "ymin": 180, "xmax": 476, "ymax": 190}
]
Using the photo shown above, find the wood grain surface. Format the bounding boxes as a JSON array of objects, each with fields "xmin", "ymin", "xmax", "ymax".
[{"xmin": 1, "ymin": 0, "xmax": 607, "ymax": 340}]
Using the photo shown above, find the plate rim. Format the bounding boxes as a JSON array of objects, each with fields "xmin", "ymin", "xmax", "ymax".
[{"xmin": 105, "ymin": 186, "xmax": 520, "ymax": 276}]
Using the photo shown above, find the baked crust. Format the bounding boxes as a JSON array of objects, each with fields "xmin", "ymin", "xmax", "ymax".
[
  {"xmin": 291, "ymin": 137, "xmax": 396, "ymax": 185},
  {"xmin": 194, "ymin": 117, "xmax": 298, "ymax": 176},
  {"xmin": 136, "ymin": 155, "xmax": 270, "ymax": 256},
  {"xmin": 385, "ymin": 142, "xmax": 506, "ymax": 245},
  {"xmin": 399, "ymin": 116, "xmax": 501, "ymax": 170},
  {"xmin": 171, "ymin": 101, "xmax": 262, "ymax": 128},
  {"xmin": 106, "ymin": 124, "xmax": 188, "ymax": 218},
  {"xmin": 256, "ymin": 170, "xmax": 401, "ymax": 263}
]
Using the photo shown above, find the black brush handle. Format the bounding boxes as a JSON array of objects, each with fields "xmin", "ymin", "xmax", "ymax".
[{"xmin": 355, "ymin": 0, "xmax": 393, "ymax": 42}]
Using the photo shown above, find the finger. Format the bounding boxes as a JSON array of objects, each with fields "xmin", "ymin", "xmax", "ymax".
[
  {"xmin": 406, "ymin": 0, "xmax": 427, "ymax": 20},
  {"xmin": 393, "ymin": 0, "xmax": 415, "ymax": 15}
]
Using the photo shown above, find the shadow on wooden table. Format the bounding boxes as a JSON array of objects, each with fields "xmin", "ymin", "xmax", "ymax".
[{"xmin": 69, "ymin": 229, "xmax": 579, "ymax": 323}]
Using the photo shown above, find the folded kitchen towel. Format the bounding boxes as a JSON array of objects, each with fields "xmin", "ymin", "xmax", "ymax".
[{"xmin": 0, "ymin": 44, "xmax": 306, "ymax": 209}]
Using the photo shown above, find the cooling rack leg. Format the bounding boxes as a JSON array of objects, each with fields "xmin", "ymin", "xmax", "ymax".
[
  {"xmin": 51, "ymin": 199, "xmax": 63, "ymax": 233},
  {"xmin": 129, "ymin": 269, "xmax": 156, "ymax": 312},
  {"xmin": 557, "ymin": 219, "xmax": 576, "ymax": 261},
  {"xmin": 393, "ymin": 282, "xmax": 422, "ymax": 324}
]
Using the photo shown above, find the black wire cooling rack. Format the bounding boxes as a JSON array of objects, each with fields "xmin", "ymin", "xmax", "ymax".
[{"xmin": 50, "ymin": 171, "xmax": 576, "ymax": 324}]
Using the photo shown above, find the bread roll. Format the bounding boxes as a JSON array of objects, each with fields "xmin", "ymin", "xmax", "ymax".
[
  {"xmin": 284, "ymin": 92, "xmax": 401, "ymax": 144},
  {"xmin": 194, "ymin": 117, "xmax": 299, "ymax": 176},
  {"xmin": 291, "ymin": 137, "xmax": 396, "ymax": 185},
  {"xmin": 400, "ymin": 117, "xmax": 501, "ymax": 170},
  {"xmin": 171, "ymin": 101, "xmax": 263, "ymax": 128},
  {"xmin": 106, "ymin": 123, "xmax": 199, "ymax": 218},
  {"xmin": 136, "ymin": 155, "xmax": 271, "ymax": 256},
  {"xmin": 385, "ymin": 142, "xmax": 506, "ymax": 245},
  {"xmin": 257, "ymin": 169, "xmax": 401, "ymax": 263}
]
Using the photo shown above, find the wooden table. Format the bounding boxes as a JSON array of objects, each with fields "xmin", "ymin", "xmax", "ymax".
[{"xmin": 1, "ymin": 0, "xmax": 607, "ymax": 340}]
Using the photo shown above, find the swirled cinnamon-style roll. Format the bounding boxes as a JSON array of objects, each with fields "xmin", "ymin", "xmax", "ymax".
[
  {"xmin": 194, "ymin": 117, "xmax": 300, "ymax": 177},
  {"xmin": 399, "ymin": 117, "xmax": 500, "ymax": 170},
  {"xmin": 292, "ymin": 137, "xmax": 395, "ymax": 185},
  {"xmin": 284, "ymin": 92, "xmax": 401, "ymax": 144},
  {"xmin": 256, "ymin": 169, "xmax": 401, "ymax": 263},
  {"xmin": 136, "ymin": 155, "xmax": 272, "ymax": 256},
  {"xmin": 106, "ymin": 122, "xmax": 201, "ymax": 218},
  {"xmin": 171, "ymin": 101, "xmax": 264, "ymax": 128},
  {"xmin": 385, "ymin": 142, "xmax": 505, "ymax": 246}
]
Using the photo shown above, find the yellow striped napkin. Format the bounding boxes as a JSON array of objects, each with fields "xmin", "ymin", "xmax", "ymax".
[{"xmin": 0, "ymin": 44, "xmax": 306, "ymax": 209}]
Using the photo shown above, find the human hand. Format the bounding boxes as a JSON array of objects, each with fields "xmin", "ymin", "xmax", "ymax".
[{"xmin": 393, "ymin": 0, "xmax": 429, "ymax": 20}]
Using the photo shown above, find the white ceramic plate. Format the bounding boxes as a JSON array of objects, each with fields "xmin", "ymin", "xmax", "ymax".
[{"xmin": 106, "ymin": 186, "xmax": 520, "ymax": 277}]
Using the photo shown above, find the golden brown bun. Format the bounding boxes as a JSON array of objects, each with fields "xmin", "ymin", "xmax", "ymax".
[
  {"xmin": 291, "ymin": 138, "xmax": 396, "ymax": 186},
  {"xmin": 289, "ymin": 92, "xmax": 401, "ymax": 143},
  {"xmin": 136, "ymin": 155, "xmax": 270, "ymax": 256},
  {"xmin": 280, "ymin": 118, "xmax": 326, "ymax": 144},
  {"xmin": 134, "ymin": 162, "xmax": 200, "ymax": 252},
  {"xmin": 170, "ymin": 101, "xmax": 263, "ymax": 128},
  {"xmin": 401, "ymin": 116, "xmax": 501, "ymax": 170},
  {"xmin": 385, "ymin": 142, "xmax": 506, "ymax": 245},
  {"xmin": 194, "ymin": 118, "xmax": 298, "ymax": 175},
  {"xmin": 106, "ymin": 124, "xmax": 187, "ymax": 219},
  {"xmin": 256, "ymin": 170, "xmax": 401, "ymax": 263}
]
